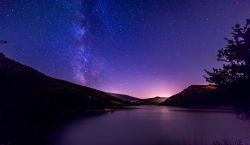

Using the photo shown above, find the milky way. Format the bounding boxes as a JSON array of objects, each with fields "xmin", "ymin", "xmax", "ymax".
[
  {"xmin": 70, "ymin": 0, "xmax": 96, "ymax": 86},
  {"xmin": 61, "ymin": 0, "xmax": 105, "ymax": 88}
]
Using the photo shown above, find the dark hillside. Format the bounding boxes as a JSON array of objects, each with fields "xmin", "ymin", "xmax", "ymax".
[
  {"xmin": 0, "ymin": 53, "xmax": 127, "ymax": 145},
  {"xmin": 161, "ymin": 85, "xmax": 232, "ymax": 107}
]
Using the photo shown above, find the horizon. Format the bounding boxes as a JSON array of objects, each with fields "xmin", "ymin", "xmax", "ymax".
[{"xmin": 1, "ymin": 0, "xmax": 250, "ymax": 98}]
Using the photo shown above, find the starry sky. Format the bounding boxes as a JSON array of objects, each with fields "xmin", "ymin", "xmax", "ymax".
[{"xmin": 1, "ymin": 0, "xmax": 250, "ymax": 98}]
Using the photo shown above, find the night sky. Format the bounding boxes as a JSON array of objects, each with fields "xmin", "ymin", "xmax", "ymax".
[{"xmin": 1, "ymin": 0, "xmax": 250, "ymax": 98}]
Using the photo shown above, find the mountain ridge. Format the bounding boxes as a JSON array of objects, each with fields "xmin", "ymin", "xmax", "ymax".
[
  {"xmin": 0, "ymin": 52, "xmax": 132, "ymax": 112},
  {"xmin": 0, "ymin": 52, "xmax": 132, "ymax": 145},
  {"xmin": 160, "ymin": 85, "xmax": 232, "ymax": 107}
]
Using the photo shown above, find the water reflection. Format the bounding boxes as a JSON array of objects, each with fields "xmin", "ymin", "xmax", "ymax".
[{"xmin": 56, "ymin": 106, "xmax": 250, "ymax": 145}]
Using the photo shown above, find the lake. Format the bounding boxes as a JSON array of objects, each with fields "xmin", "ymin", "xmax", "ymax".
[{"xmin": 55, "ymin": 106, "xmax": 250, "ymax": 145}]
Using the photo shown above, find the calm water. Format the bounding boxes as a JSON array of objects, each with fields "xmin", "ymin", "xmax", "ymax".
[{"xmin": 55, "ymin": 106, "xmax": 250, "ymax": 145}]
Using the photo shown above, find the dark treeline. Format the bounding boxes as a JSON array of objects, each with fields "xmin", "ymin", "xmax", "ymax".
[{"xmin": 205, "ymin": 19, "xmax": 250, "ymax": 110}]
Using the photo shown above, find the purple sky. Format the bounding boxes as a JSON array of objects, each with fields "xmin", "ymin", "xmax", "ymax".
[{"xmin": 1, "ymin": 0, "xmax": 250, "ymax": 98}]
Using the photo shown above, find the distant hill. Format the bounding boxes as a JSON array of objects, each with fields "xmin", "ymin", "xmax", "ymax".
[
  {"xmin": 160, "ymin": 85, "xmax": 232, "ymax": 107},
  {"xmin": 108, "ymin": 93, "xmax": 166, "ymax": 105},
  {"xmin": 142, "ymin": 97, "xmax": 167, "ymax": 105},
  {"xmin": 108, "ymin": 93, "xmax": 141, "ymax": 103},
  {"xmin": 108, "ymin": 93, "xmax": 167, "ymax": 105}
]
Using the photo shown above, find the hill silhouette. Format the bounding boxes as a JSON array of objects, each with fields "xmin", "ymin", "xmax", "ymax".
[
  {"xmin": 142, "ymin": 97, "xmax": 167, "ymax": 105},
  {"xmin": 0, "ymin": 53, "xmax": 128, "ymax": 110},
  {"xmin": 161, "ymin": 85, "xmax": 233, "ymax": 107},
  {"xmin": 108, "ymin": 93, "xmax": 141, "ymax": 103},
  {"xmin": 0, "ymin": 53, "xmax": 130, "ymax": 145},
  {"xmin": 108, "ymin": 93, "xmax": 167, "ymax": 105}
]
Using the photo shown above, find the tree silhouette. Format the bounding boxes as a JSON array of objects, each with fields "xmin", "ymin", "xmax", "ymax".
[{"xmin": 205, "ymin": 19, "xmax": 250, "ymax": 86}]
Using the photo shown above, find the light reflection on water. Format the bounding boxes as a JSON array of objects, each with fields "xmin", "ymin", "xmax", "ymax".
[{"xmin": 56, "ymin": 106, "xmax": 250, "ymax": 145}]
